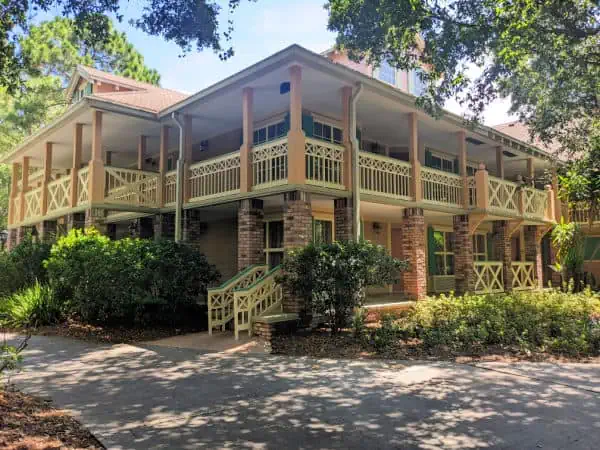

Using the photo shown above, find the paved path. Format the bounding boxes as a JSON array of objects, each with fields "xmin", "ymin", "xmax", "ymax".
[{"xmin": 7, "ymin": 334, "xmax": 600, "ymax": 449}]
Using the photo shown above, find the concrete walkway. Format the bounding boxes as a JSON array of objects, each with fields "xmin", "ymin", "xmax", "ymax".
[{"xmin": 7, "ymin": 334, "xmax": 600, "ymax": 450}]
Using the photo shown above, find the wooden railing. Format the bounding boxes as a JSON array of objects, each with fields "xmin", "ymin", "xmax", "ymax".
[
  {"xmin": 77, "ymin": 167, "xmax": 90, "ymax": 206},
  {"xmin": 305, "ymin": 138, "xmax": 345, "ymax": 189},
  {"xmin": 23, "ymin": 187, "xmax": 42, "ymax": 220},
  {"xmin": 163, "ymin": 170, "xmax": 177, "ymax": 205},
  {"xmin": 252, "ymin": 137, "xmax": 288, "ymax": 189},
  {"xmin": 511, "ymin": 262, "xmax": 536, "ymax": 290},
  {"xmin": 207, "ymin": 264, "xmax": 269, "ymax": 335},
  {"xmin": 522, "ymin": 187, "xmax": 547, "ymax": 220},
  {"xmin": 421, "ymin": 167, "xmax": 463, "ymax": 207},
  {"xmin": 474, "ymin": 261, "xmax": 504, "ymax": 293},
  {"xmin": 189, "ymin": 151, "xmax": 241, "ymax": 201},
  {"xmin": 359, "ymin": 152, "xmax": 411, "ymax": 200},
  {"xmin": 233, "ymin": 266, "xmax": 283, "ymax": 340},
  {"xmin": 105, "ymin": 167, "xmax": 160, "ymax": 208},
  {"xmin": 570, "ymin": 203, "xmax": 600, "ymax": 224},
  {"xmin": 11, "ymin": 196, "xmax": 21, "ymax": 224},
  {"xmin": 47, "ymin": 177, "xmax": 71, "ymax": 214},
  {"xmin": 488, "ymin": 176, "xmax": 519, "ymax": 214},
  {"xmin": 468, "ymin": 176, "xmax": 477, "ymax": 208}
]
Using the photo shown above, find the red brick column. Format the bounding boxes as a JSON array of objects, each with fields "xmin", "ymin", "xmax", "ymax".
[
  {"xmin": 492, "ymin": 221, "xmax": 513, "ymax": 291},
  {"xmin": 453, "ymin": 215, "xmax": 474, "ymax": 294},
  {"xmin": 153, "ymin": 213, "xmax": 175, "ymax": 241},
  {"xmin": 283, "ymin": 191, "xmax": 312, "ymax": 314},
  {"xmin": 400, "ymin": 208, "xmax": 427, "ymax": 300},
  {"xmin": 237, "ymin": 199, "xmax": 264, "ymax": 271},
  {"xmin": 6, "ymin": 229, "xmax": 17, "ymax": 251},
  {"xmin": 524, "ymin": 225, "xmax": 545, "ymax": 289},
  {"xmin": 183, "ymin": 209, "xmax": 203, "ymax": 248},
  {"xmin": 334, "ymin": 198, "xmax": 353, "ymax": 241}
]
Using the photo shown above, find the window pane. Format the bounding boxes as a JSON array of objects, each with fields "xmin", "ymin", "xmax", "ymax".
[
  {"xmin": 267, "ymin": 124, "xmax": 277, "ymax": 140},
  {"xmin": 253, "ymin": 130, "xmax": 259, "ymax": 145},
  {"xmin": 258, "ymin": 128, "xmax": 266, "ymax": 143},
  {"xmin": 269, "ymin": 221, "xmax": 284, "ymax": 249},
  {"xmin": 446, "ymin": 232, "xmax": 455, "ymax": 252},
  {"xmin": 378, "ymin": 60, "xmax": 396, "ymax": 85},
  {"xmin": 431, "ymin": 156, "xmax": 442, "ymax": 170},
  {"xmin": 269, "ymin": 252, "xmax": 283, "ymax": 268},
  {"xmin": 323, "ymin": 124, "xmax": 332, "ymax": 141},
  {"xmin": 442, "ymin": 159, "xmax": 453, "ymax": 173},
  {"xmin": 434, "ymin": 255, "xmax": 445, "ymax": 276},
  {"xmin": 277, "ymin": 121, "xmax": 287, "ymax": 137},
  {"xmin": 333, "ymin": 127, "xmax": 342, "ymax": 144},
  {"xmin": 446, "ymin": 255, "xmax": 455, "ymax": 275},
  {"xmin": 433, "ymin": 231, "xmax": 445, "ymax": 252},
  {"xmin": 467, "ymin": 166, "xmax": 476, "ymax": 176},
  {"xmin": 314, "ymin": 122, "xmax": 323, "ymax": 138},
  {"xmin": 314, "ymin": 220, "xmax": 333, "ymax": 244}
]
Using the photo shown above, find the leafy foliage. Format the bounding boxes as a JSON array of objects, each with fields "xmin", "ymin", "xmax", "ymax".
[
  {"xmin": 0, "ymin": 283, "xmax": 61, "ymax": 329},
  {"xmin": 327, "ymin": 0, "xmax": 599, "ymax": 156},
  {"xmin": 280, "ymin": 240, "xmax": 408, "ymax": 333},
  {"xmin": 0, "ymin": 237, "xmax": 52, "ymax": 298},
  {"xmin": 552, "ymin": 220, "xmax": 586, "ymax": 289}
]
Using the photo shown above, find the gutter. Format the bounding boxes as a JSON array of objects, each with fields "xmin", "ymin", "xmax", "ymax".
[
  {"xmin": 171, "ymin": 112, "xmax": 186, "ymax": 242},
  {"xmin": 350, "ymin": 82, "xmax": 364, "ymax": 240}
]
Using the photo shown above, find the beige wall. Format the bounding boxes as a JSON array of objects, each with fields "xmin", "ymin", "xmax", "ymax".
[
  {"xmin": 191, "ymin": 218, "xmax": 239, "ymax": 281},
  {"xmin": 193, "ymin": 128, "xmax": 242, "ymax": 162}
]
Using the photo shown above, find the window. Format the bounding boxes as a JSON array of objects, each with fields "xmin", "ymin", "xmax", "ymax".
[
  {"xmin": 433, "ymin": 230, "xmax": 455, "ymax": 276},
  {"xmin": 313, "ymin": 219, "xmax": 333, "ymax": 244},
  {"xmin": 473, "ymin": 234, "xmax": 488, "ymax": 261},
  {"xmin": 313, "ymin": 121, "xmax": 343, "ymax": 145},
  {"xmin": 378, "ymin": 60, "xmax": 397, "ymax": 86},
  {"xmin": 200, "ymin": 140, "xmax": 209, "ymax": 152},
  {"xmin": 467, "ymin": 165, "xmax": 478, "ymax": 176},
  {"xmin": 409, "ymin": 69, "xmax": 427, "ymax": 96},
  {"xmin": 264, "ymin": 220, "xmax": 284, "ymax": 268},
  {"xmin": 253, "ymin": 120, "xmax": 286, "ymax": 145}
]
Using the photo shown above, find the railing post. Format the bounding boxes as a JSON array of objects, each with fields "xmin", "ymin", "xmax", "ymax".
[
  {"xmin": 19, "ymin": 156, "xmax": 30, "ymax": 223},
  {"xmin": 158, "ymin": 125, "xmax": 169, "ymax": 207},
  {"xmin": 183, "ymin": 115, "xmax": 193, "ymax": 203},
  {"xmin": 516, "ymin": 175, "xmax": 525, "ymax": 217},
  {"xmin": 40, "ymin": 142, "xmax": 52, "ymax": 216},
  {"xmin": 287, "ymin": 65, "xmax": 306, "ymax": 185},
  {"xmin": 88, "ymin": 110, "xmax": 105, "ymax": 204},
  {"xmin": 408, "ymin": 113, "xmax": 422, "ymax": 202},
  {"xmin": 341, "ymin": 85, "xmax": 353, "ymax": 190},
  {"xmin": 70, "ymin": 123, "xmax": 83, "ymax": 207},
  {"xmin": 475, "ymin": 163, "xmax": 489, "ymax": 210},
  {"xmin": 551, "ymin": 168, "xmax": 562, "ymax": 222},
  {"xmin": 8, "ymin": 162, "xmax": 20, "ymax": 226},
  {"xmin": 240, "ymin": 87, "xmax": 253, "ymax": 192},
  {"xmin": 457, "ymin": 131, "xmax": 469, "ymax": 208}
]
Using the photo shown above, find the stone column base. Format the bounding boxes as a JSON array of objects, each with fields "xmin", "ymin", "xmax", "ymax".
[
  {"xmin": 400, "ymin": 208, "xmax": 427, "ymax": 300},
  {"xmin": 334, "ymin": 198, "xmax": 353, "ymax": 241},
  {"xmin": 154, "ymin": 213, "xmax": 175, "ymax": 241},
  {"xmin": 237, "ymin": 199, "xmax": 264, "ymax": 271},
  {"xmin": 453, "ymin": 214, "xmax": 474, "ymax": 294}
]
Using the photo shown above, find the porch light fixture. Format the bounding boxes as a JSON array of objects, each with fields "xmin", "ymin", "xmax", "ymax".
[{"xmin": 280, "ymin": 82, "xmax": 290, "ymax": 94}]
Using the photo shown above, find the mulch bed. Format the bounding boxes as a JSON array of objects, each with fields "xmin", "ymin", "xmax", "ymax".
[
  {"xmin": 0, "ymin": 385, "xmax": 104, "ymax": 450},
  {"xmin": 272, "ymin": 328, "xmax": 600, "ymax": 364}
]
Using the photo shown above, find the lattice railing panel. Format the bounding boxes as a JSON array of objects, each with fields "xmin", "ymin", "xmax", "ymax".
[
  {"xmin": 421, "ymin": 167, "xmax": 463, "ymax": 207},
  {"xmin": 234, "ymin": 266, "xmax": 283, "ymax": 339},
  {"xmin": 468, "ymin": 176, "xmax": 477, "ymax": 208},
  {"xmin": 47, "ymin": 177, "xmax": 71, "ymax": 214},
  {"xmin": 523, "ymin": 187, "xmax": 547, "ymax": 220},
  {"xmin": 359, "ymin": 152, "xmax": 411, "ymax": 199},
  {"xmin": 11, "ymin": 195, "xmax": 21, "ymax": 224},
  {"xmin": 252, "ymin": 138, "xmax": 288, "ymax": 188},
  {"xmin": 512, "ymin": 262, "xmax": 536, "ymax": 291},
  {"xmin": 208, "ymin": 265, "xmax": 269, "ymax": 334},
  {"xmin": 305, "ymin": 138, "xmax": 345, "ymax": 189},
  {"xmin": 488, "ymin": 176, "xmax": 519, "ymax": 214},
  {"xmin": 474, "ymin": 261, "xmax": 504, "ymax": 293},
  {"xmin": 24, "ymin": 187, "xmax": 42, "ymax": 220},
  {"xmin": 164, "ymin": 171, "xmax": 177, "ymax": 205},
  {"xmin": 105, "ymin": 167, "xmax": 159, "ymax": 207},
  {"xmin": 189, "ymin": 151, "xmax": 241, "ymax": 201},
  {"xmin": 570, "ymin": 203, "xmax": 600, "ymax": 224},
  {"xmin": 77, "ymin": 167, "xmax": 90, "ymax": 206}
]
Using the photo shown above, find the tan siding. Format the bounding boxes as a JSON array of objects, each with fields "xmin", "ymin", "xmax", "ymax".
[{"xmin": 191, "ymin": 218, "xmax": 239, "ymax": 281}]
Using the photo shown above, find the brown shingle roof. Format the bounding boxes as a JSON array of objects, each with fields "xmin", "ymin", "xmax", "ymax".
[{"xmin": 493, "ymin": 121, "xmax": 560, "ymax": 154}]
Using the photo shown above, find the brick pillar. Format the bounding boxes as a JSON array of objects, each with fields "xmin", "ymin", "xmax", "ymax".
[
  {"xmin": 66, "ymin": 212, "xmax": 85, "ymax": 231},
  {"xmin": 154, "ymin": 213, "xmax": 175, "ymax": 241},
  {"xmin": 6, "ymin": 229, "xmax": 17, "ymax": 251},
  {"xmin": 283, "ymin": 191, "xmax": 312, "ymax": 315},
  {"xmin": 400, "ymin": 208, "xmax": 427, "ymax": 300},
  {"xmin": 237, "ymin": 199, "xmax": 264, "ymax": 270},
  {"xmin": 85, "ymin": 208, "xmax": 107, "ymax": 234},
  {"xmin": 453, "ymin": 215, "xmax": 474, "ymax": 294},
  {"xmin": 16, "ymin": 226, "xmax": 31, "ymax": 245},
  {"xmin": 524, "ymin": 225, "xmax": 545, "ymax": 289},
  {"xmin": 183, "ymin": 209, "xmax": 203, "ymax": 246},
  {"xmin": 37, "ymin": 220, "xmax": 58, "ymax": 243},
  {"xmin": 334, "ymin": 198, "xmax": 353, "ymax": 242},
  {"xmin": 492, "ymin": 221, "xmax": 513, "ymax": 291}
]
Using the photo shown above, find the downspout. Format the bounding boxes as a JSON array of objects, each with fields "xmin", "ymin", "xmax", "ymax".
[
  {"xmin": 171, "ymin": 112, "xmax": 185, "ymax": 242},
  {"xmin": 350, "ymin": 82, "xmax": 363, "ymax": 240}
]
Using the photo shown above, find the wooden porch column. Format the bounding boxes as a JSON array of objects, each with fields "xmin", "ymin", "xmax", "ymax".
[
  {"xmin": 457, "ymin": 131, "xmax": 469, "ymax": 208},
  {"xmin": 287, "ymin": 65, "xmax": 305, "ymax": 185},
  {"xmin": 183, "ymin": 115, "xmax": 193, "ymax": 202},
  {"xmin": 527, "ymin": 157, "xmax": 535, "ymax": 186},
  {"xmin": 551, "ymin": 168, "xmax": 562, "ymax": 221},
  {"xmin": 88, "ymin": 110, "xmax": 105, "ymax": 204},
  {"xmin": 495, "ymin": 146, "xmax": 504, "ymax": 178},
  {"xmin": 475, "ymin": 163, "xmax": 489, "ymax": 210},
  {"xmin": 40, "ymin": 142, "xmax": 53, "ymax": 215},
  {"xmin": 19, "ymin": 156, "xmax": 30, "ymax": 222},
  {"xmin": 408, "ymin": 112, "xmax": 422, "ymax": 201},
  {"xmin": 341, "ymin": 85, "xmax": 353, "ymax": 190},
  {"xmin": 158, "ymin": 125, "xmax": 169, "ymax": 206},
  {"xmin": 137, "ymin": 135, "xmax": 147, "ymax": 170},
  {"xmin": 240, "ymin": 87, "xmax": 254, "ymax": 193},
  {"xmin": 70, "ymin": 123, "xmax": 83, "ymax": 207},
  {"xmin": 8, "ymin": 162, "xmax": 20, "ymax": 225}
]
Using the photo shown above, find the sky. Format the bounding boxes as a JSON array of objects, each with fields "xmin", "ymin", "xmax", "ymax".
[{"xmin": 40, "ymin": 0, "xmax": 515, "ymax": 126}]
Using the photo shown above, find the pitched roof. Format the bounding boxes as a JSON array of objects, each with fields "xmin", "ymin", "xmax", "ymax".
[{"xmin": 493, "ymin": 121, "xmax": 560, "ymax": 154}]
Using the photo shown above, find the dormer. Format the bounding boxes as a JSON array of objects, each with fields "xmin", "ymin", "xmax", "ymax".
[{"xmin": 65, "ymin": 65, "xmax": 142, "ymax": 104}]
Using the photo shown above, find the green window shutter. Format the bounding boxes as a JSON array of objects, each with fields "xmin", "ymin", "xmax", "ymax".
[
  {"xmin": 454, "ymin": 158, "xmax": 460, "ymax": 174},
  {"xmin": 356, "ymin": 127, "xmax": 362, "ymax": 145},
  {"xmin": 302, "ymin": 113, "xmax": 314, "ymax": 137},
  {"xmin": 85, "ymin": 83, "xmax": 93, "ymax": 95},
  {"xmin": 486, "ymin": 233, "xmax": 494, "ymax": 260},
  {"xmin": 427, "ymin": 226, "xmax": 437, "ymax": 275},
  {"xmin": 425, "ymin": 150, "xmax": 432, "ymax": 167},
  {"xmin": 584, "ymin": 237, "xmax": 600, "ymax": 261}
]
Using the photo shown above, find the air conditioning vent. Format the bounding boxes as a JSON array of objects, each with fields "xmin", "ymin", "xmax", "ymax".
[
  {"xmin": 466, "ymin": 137, "xmax": 484, "ymax": 145},
  {"xmin": 502, "ymin": 150, "xmax": 517, "ymax": 158}
]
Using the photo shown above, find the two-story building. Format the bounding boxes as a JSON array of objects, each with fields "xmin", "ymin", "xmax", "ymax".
[{"xmin": 2, "ymin": 45, "xmax": 562, "ymax": 336}]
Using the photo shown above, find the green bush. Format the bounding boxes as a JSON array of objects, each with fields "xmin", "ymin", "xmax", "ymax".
[
  {"xmin": 401, "ymin": 289, "xmax": 600, "ymax": 356},
  {"xmin": 45, "ymin": 229, "xmax": 220, "ymax": 327},
  {"xmin": 0, "ymin": 283, "xmax": 61, "ymax": 328},
  {"xmin": 0, "ymin": 237, "xmax": 51, "ymax": 297},
  {"xmin": 372, "ymin": 314, "xmax": 399, "ymax": 353}
]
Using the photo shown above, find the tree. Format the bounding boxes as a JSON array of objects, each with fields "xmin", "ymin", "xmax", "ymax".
[
  {"xmin": 0, "ymin": 17, "xmax": 161, "ymax": 229},
  {"xmin": 551, "ymin": 219, "xmax": 586, "ymax": 291},
  {"xmin": 327, "ymin": 0, "xmax": 599, "ymax": 157},
  {"xmin": 2, "ymin": 0, "xmax": 245, "ymax": 93},
  {"xmin": 279, "ymin": 240, "xmax": 408, "ymax": 333}
]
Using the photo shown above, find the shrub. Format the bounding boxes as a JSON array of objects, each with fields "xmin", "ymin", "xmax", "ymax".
[
  {"xmin": 372, "ymin": 314, "xmax": 399, "ymax": 353},
  {"xmin": 45, "ymin": 229, "xmax": 220, "ymax": 327},
  {"xmin": 351, "ymin": 308, "xmax": 368, "ymax": 340},
  {"xmin": 280, "ymin": 240, "xmax": 408, "ymax": 333},
  {"xmin": 0, "ymin": 237, "xmax": 51, "ymax": 297},
  {"xmin": 402, "ymin": 289, "xmax": 600, "ymax": 356},
  {"xmin": 0, "ymin": 283, "xmax": 61, "ymax": 328}
]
